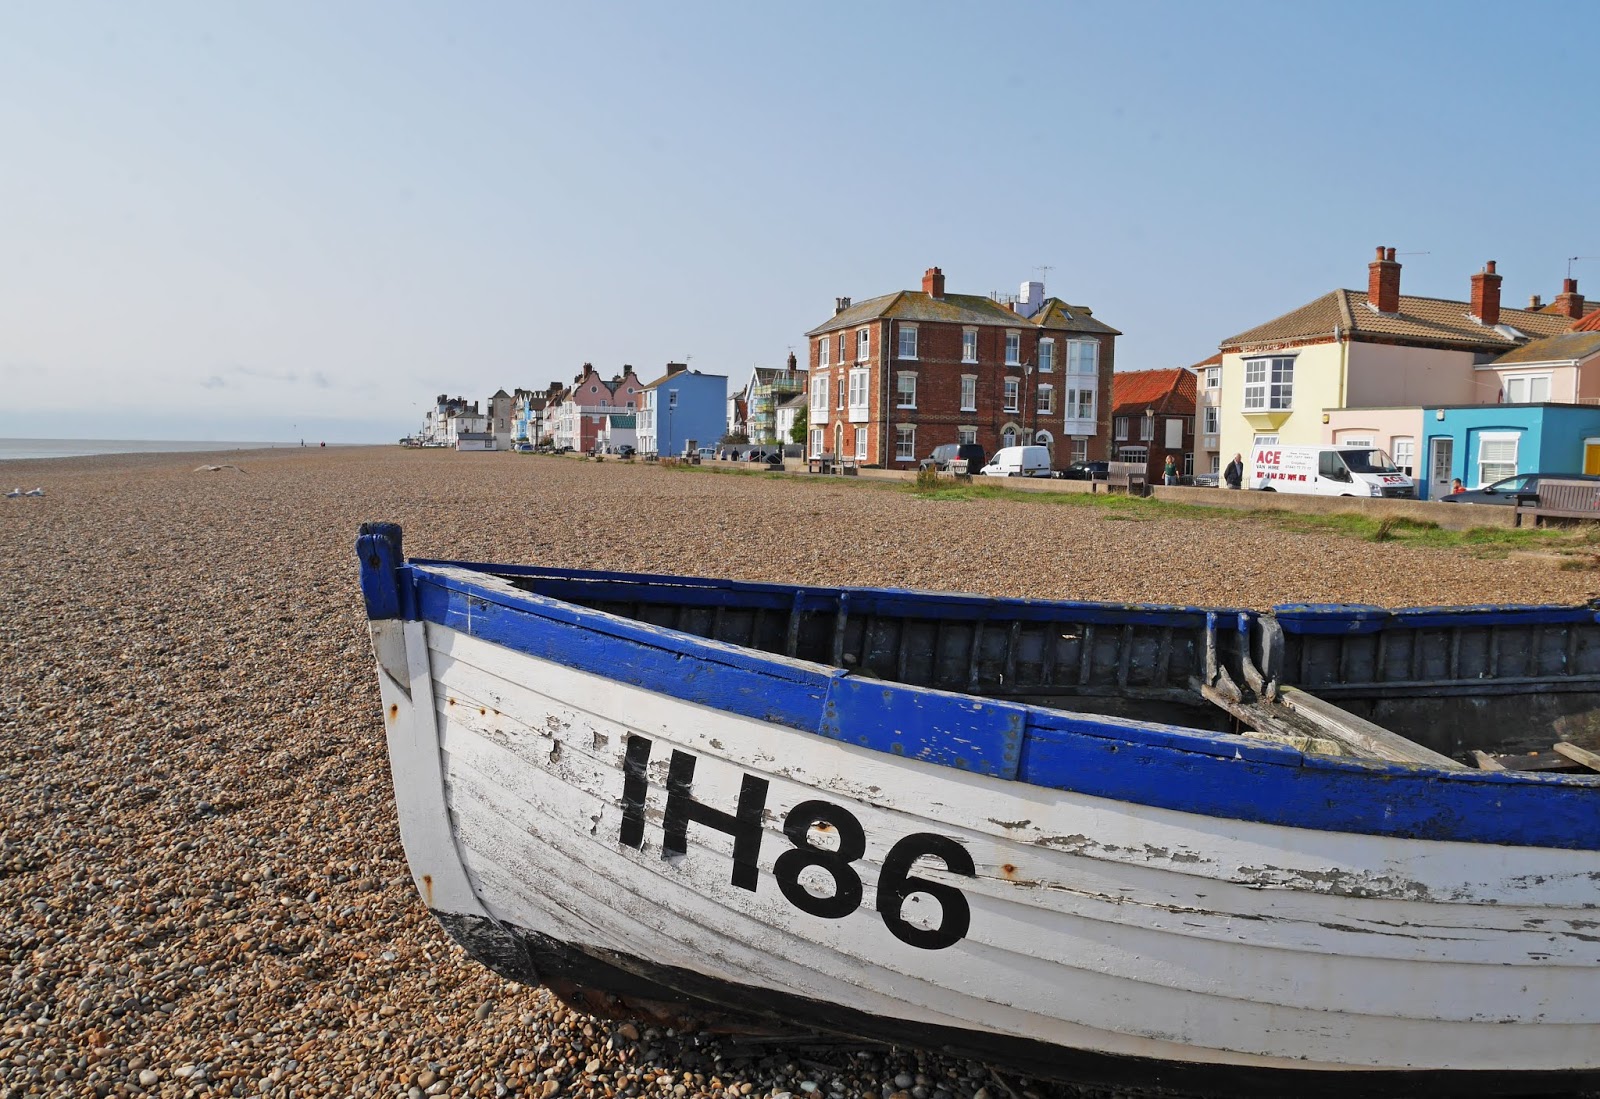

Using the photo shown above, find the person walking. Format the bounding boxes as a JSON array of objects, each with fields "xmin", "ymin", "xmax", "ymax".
[
  {"xmin": 1162, "ymin": 455, "xmax": 1178, "ymax": 486},
  {"xmin": 1224, "ymin": 452, "xmax": 1244, "ymax": 490}
]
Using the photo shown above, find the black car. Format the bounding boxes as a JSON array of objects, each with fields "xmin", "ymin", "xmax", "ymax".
[
  {"xmin": 1059, "ymin": 460, "xmax": 1109, "ymax": 481},
  {"xmin": 1440, "ymin": 472, "xmax": 1600, "ymax": 505},
  {"xmin": 918, "ymin": 443, "xmax": 986, "ymax": 473}
]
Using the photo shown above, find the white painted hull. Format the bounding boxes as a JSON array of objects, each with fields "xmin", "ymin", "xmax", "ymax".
[{"xmin": 372, "ymin": 616, "xmax": 1600, "ymax": 1082}]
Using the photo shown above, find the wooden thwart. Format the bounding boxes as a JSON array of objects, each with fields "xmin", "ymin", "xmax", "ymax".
[
  {"xmin": 1553, "ymin": 740, "xmax": 1600, "ymax": 773},
  {"xmin": 1203, "ymin": 682, "xmax": 1466, "ymax": 769}
]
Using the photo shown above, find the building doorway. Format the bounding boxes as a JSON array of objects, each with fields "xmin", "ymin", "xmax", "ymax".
[{"xmin": 1428, "ymin": 437, "xmax": 1453, "ymax": 500}]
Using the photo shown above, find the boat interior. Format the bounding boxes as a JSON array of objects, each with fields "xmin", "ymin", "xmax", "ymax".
[{"xmin": 493, "ymin": 569, "xmax": 1600, "ymax": 777}]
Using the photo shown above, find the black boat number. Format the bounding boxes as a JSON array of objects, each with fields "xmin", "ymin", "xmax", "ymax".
[{"xmin": 619, "ymin": 735, "xmax": 975, "ymax": 950}]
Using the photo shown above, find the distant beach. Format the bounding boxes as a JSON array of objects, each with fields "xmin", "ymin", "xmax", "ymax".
[{"xmin": 0, "ymin": 438, "xmax": 302, "ymax": 461}]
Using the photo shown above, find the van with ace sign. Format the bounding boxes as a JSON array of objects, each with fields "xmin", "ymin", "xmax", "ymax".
[{"xmin": 1249, "ymin": 444, "xmax": 1415, "ymax": 498}]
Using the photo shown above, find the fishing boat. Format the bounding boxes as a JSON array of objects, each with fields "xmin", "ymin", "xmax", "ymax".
[{"xmin": 355, "ymin": 523, "xmax": 1600, "ymax": 1096}]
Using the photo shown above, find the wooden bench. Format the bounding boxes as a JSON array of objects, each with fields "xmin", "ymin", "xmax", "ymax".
[
  {"xmin": 1516, "ymin": 478, "xmax": 1600, "ymax": 525},
  {"xmin": 1105, "ymin": 461, "xmax": 1148, "ymax": 496}
]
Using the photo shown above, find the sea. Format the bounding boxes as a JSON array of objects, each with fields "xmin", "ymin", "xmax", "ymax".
[{"xmin": 0, "ymin": 438, "xmax": 296, "ymax": 461}]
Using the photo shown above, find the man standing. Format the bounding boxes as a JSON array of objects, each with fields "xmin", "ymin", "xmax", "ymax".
[{"xmin": 1224, "ymin": 452, "xmax": 1244, "ymax": 490}]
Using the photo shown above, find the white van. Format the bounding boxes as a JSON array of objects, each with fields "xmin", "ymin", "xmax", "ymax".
[
  {"xmin": 979, "ymin": 445, "xmax": 1053, "ymax": 478},
  {"xmin": 1249, "ymin": 445, "xmax": 1415, "ymax": 498}
]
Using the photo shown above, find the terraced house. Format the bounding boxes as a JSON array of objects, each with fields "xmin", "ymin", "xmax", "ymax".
[
  {"xmin": 1217, "ymin": 247, "xmax": 1591, "ymax": 472},
  {"xmin": 804, "ymin": 267, "xmax": 1119, "ymax": 470}
]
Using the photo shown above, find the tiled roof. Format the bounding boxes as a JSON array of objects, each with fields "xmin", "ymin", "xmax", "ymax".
[
  {"xmin": 1491, "ymin": 331, "xmax": 1600, "ymax": 365},
  {"xmin": 1029, "ymin": 299, "xmax": 1122, "ymax": 336},
  {"xmin": 1110, "ymin": 368, "xmax": 1197, "ymax": 416},
  {"xmin": 1572, "ymin": 309, "xmax": 1600, "ymax": 333},
  {"xmin": 1189, "ymin": 352, "xmax": 1223, "ymax": 370},
  {"xmin": 1220, "ymin": 289, "xmax": 1577, "ymax": 352},
  {"xmin": 807, "ymin": 291, "xmax": 1119, "ymax": 336}
]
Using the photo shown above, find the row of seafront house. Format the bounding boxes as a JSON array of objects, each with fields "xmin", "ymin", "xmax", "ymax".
[{"xmin": 412, "ymin": 253, "xmax": 1600, "ymax": 498}]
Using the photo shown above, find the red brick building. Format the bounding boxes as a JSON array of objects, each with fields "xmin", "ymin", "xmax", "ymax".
[
  {"xmin": 803, "ymin": 267, "xmax": 1119, "ymax": 470},
  {"xmin": 1109, "ymin": 368, "xmax": 1198, "ymax": 484}
]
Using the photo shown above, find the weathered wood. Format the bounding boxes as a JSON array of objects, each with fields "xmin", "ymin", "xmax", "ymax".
[
  {"xmin": 1471, "ymin": 750, "xmax": 1507, "ymax": 771},
  {"xmin": 1277, "ymin": 687, "xmax": 1467, "ymax": 769},
  {"xmin": 1553, "ymin": 740, "xmax": 1600, "ymax": 773},
  {"xmin": 1525, "ymin": 478, "xmax": 1600, "ymax": 524}
]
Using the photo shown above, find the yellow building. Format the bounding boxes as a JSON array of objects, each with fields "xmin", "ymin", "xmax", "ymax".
[{"xmin": 1217, "ymin": 248, "xmax": 1583, "ymax": 464}]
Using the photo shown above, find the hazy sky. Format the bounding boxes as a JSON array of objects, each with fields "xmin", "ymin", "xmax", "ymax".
[{"xmin": 2, "ymin": 2, "xmax": 1594, "ymax": 442}]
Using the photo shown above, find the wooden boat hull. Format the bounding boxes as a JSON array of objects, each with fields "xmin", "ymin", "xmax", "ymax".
[{"xmin": 356, "ymin": 526, "xmax": 1600, "ymax": 1095}]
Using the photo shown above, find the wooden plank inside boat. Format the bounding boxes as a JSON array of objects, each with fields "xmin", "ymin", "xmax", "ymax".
[{"xmin": 1553, "ymin": 741, "xmax": 1600, "ymax": 773}]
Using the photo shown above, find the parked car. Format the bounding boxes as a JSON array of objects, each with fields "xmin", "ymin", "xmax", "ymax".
[
  {"xmin": 1440, "ymin": 472, "xmax": 1600, "ymax": 505},
  {"xmin": 979, "ymin": 445, "xmax": 1053, "ymax": 478},
  {"xmin": 617, "ymin": 445, "xmax": 636, "ymax": 458},
  {"xmin": 1059, "ymin": 460, "xmax": 1109, "ymax": 481},
  {"xmin": 918, "ymin": 443, "xmax": 987, "ymax": 473},
  {"xmin": 1192, "ymin": 472, "xmax": 1219, "ymax": 488},
  {"xmin": 696, "ymin": 447, "xmax": 716, "ymax": 460}
]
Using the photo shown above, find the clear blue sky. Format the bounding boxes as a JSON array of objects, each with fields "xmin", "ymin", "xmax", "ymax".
[{"xmin": 2, "ymin": 2, "xmax": 1593, "ymax": 442}]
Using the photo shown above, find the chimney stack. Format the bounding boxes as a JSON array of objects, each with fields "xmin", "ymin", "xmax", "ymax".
[
  {"xmin": 665, "ymin": 361, "xmax": 688, "ymax": 376},
  {"xmin": 1529, "ymin": 294, "xmax": 1543, "ymax": 309},
  {"xmin": 1368, "ymin": 246, "xmax": 1401, "ymax": 314},
  {"xmin": 834, "ymin": 296, "xmax": 852, "ymax": 315},
  {"xmin": 1554, "ymin": 278, "xmax": 1586, "ymax": 320},
  {"xmin": 922, "ymin": 266, "xmax": 946, "ymax": 299},
  {"xmin": 1470, "ymin": 261, "xmax": 1503, "ymax": 327}
]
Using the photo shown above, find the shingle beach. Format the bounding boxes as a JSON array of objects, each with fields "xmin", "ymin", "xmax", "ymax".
[{"xmin": 5, "ymin": 447, "xmax": 1597, "ymax": 1099}]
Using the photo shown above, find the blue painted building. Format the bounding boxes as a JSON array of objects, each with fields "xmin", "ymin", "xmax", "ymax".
[
  {"xmin": 1420, "ymin": 404, "xmax": 1600, "ymax": 497},
  {"xmin": 638, "ymin": 363, "xmax": 729, "ymax": 458}
]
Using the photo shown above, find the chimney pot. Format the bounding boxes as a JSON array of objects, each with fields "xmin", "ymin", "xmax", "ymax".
[
  {"xmin": 1385, "ymin": 247, "xmax": 1396, "ymax": 262},
  {"xmin": 1375, "ymin": 245, "xmax": 1386, "ymax": 260},
  {"xmin": 1530, "ymin": 294, "xmax": 1543, "ymax": 309}
]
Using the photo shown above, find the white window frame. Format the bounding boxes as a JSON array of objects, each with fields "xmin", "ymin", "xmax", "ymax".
[
  {"xmin": 1071, "ymin": 439, "xmax": 1088, "ymax": 462},
  {"xmin": 811, "ymin": 376, "xmax": 829, "ymax": 413},
  {"xmin": 962, "ymin": 328, "xmax": 978, "ymax": 363},
  {"xmin": 848, "ymin": 367, "xmax": 870, "ymax": 422},
  {"xmin": 895, "ymin": 424, "xmax": 915, "ymax": 461},
  {"xmin": 1001, "ymin": 426, "xmax": 1018, "ymax": 449},
  {"xmin": 1114, "ymin": 416, "xmax": 1129, "ymax": 441},
  {"xmin": 855, "ymin": 428, "xmax": 868, "ymax": 462},
  {"xmin": 856, "ymin": 327, "xmax": 871, "ymax": 362},
  {"xmin": 960, "ymin": 375, "xmax": 977, "ymax": 411},
  {"xmin": 1003, "ymin": 377, "xmax": 1020, "ymax": 412},
  {"xmin": 958, "ymin": 426, "xmax": 978, "ymax": 446},
  {"xmin": 897, "ymin": 324, "xmax": 918, "ymax": 361},
  {"xmin": 1005, "ymin": 330, "xmax": 1021, "ymax": 365},
  {"xmin": 808, "ymin": 427, "xmax": 825, "ymax": 457},
  {"xmin": 1037, "ymin": 383, "xmax": 1054, "ymax": 415},
  {"xmin": 837, "ymin": 370, "xmax": 845, "ymax": 409},
  {"xmin": 1067, "ymin": 339, "xmax": 1098, "ymax": 376},
  {"xmin": 1243, "ymin": 355, "xmax": 1294, "ymax": 411},
  {"xmin": 1038, "ymin": 338, "xmax": 1054, "ymax": 374},
  {"xmin": 1119, "ymin": 445, "xmax": 1149, "ymax": 464},
  {"xmin": 1204, "ymin": 366, "xmax": 1220, "ymax": 390},
  {"xmin": 1391, "ymin": 436, "xmax": 1415, "ymax": 476},
  {"xmin": 1504, "ymin": 373, "xmax": 1551, "ymax": 404},
  {"xmin": 1477, "ymin": 431, "xmax": 1519, "ymax": 487},
  {"xmin": 896, "ymin": 372, "xmax": 916, "ymax": 409},
  {"xmin": 817, "ymin": 335, "xmax": 830, "ymax": 368},
  {"xmin": 1203, "ymin": 405, "xmax": 1219, "ymax": 433},
  {"xmin": 1068, "ymin": 385, "xmax": 1096, "ymax": 421},
  {"xmin": 1139, "ymin": 415, "xmax": 1154, "ymax": 442}
]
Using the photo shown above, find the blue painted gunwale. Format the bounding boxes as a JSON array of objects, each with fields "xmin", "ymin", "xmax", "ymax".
[{"xmin": 369, "ymin": 550, "xmax": 1600, "ymax": 853}]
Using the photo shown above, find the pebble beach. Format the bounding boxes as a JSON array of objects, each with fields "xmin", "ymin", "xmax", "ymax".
[{"xmin": 5, "ymin": 445, "xmax": 1599, "ymax": 1099}]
